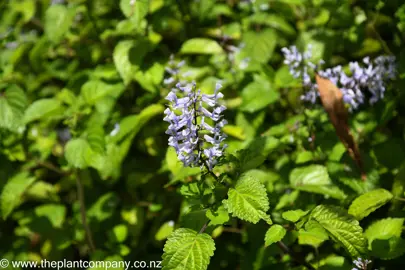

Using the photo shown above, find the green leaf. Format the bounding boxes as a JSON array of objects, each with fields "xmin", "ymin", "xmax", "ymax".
[
  {"xmin": 180, "ymin": 38, "xmax": 224, "ymax": 54},
  {"xmin": 25, "ymin": 181, "xmax": 58, "ymax": 201},
  {"xmin": 64, "ymin": 138, "xmax": 92, "ymax": 169},
  {"xmin": 237, "ymin": 136, "xmax": 279, "ymax": 172},
  {"xmin": 275, "ymin": 190, "xmax": 300, "ymax": 210},
  {"xmin": 81, "ymin": 80, "xmax": 125, "ymax": 105},
  {"xmin": 98, "ymin": 104, "xmax": 163, "ymax": 180},
  {"xmin": 87, "ymin": 193, "xmax": 119, "ymax": 222},
  {"xmin": 295, "ymin": 151, "xmax": 314, "ymax": 164},
  {"xmin": 112, "ymin": 224, "xmax": 128, "ymax": 243},
  {"xmin": 165, "ymin": 148, "xmax": 201, "ymax": 184},
  {"xmin": 245, "ymin": 13, "xmax": 296, "ymax": 36},
  {"xmin": 310, "ymin": 205, "xmax": 368, "ymax": 257},
  {"xmin": 162, "ymin": 228, "xmax": 215, "ymax": 270},
  {"xmin": 282, "ymin": 209, "xmax": 309, "ymax": 223},
  {"xmin": 371, "ymin": 237, "xmax": 405, "ymax": 260},
  {"xmin": 113, "ymin": 40, "xmax": 150, "ymax": 85},
  {"xmin": 206, "ymin": 205, "xmax": 229, "ymax": 226},
  {"xmin": 86, "ymin": 125, "xmax": 105, "ymax": 154},
  {"xmin": 110, "ymin": 104, "xmax": 164, "ymax": 143},
  {"xmin": 113, "ymin": 41, "xmax": 136, "ymax": 85},
  {"xmin": 240, "ymin": 75, "xmax": 279, "ymax": 113},
  {"xmin": 181, "ymin": 210, "xmax": 208, "ymax": 232},
  {"xmin": 34, "ymin": 204, "xmax": 66, "ymax": 228},
  {"xmin": 365, "ymin": 218, "xmax": 404, "ymax": 243},
  {"xmin": 0, "ymin": 85, "xmax": 27, "ymax": 132},
  {"xmin": 13, "ymin": 0, "xmax": 36, "ymax": 22},
  {"xmin": 1, "ymin": 172, "xmax": 36, "ymax": 219},
  {"xmin": 275, "ymin": 65, "xmax": 300, "ymax": 89},
  {"xmin": 23, "ymin": 98, "xmax": 61, "ymax": 123},
  {"xmin": 222, "ymin": 173, "xmax": 271, "ymax": 224},
  {"xmin": 275, "ymin": 0, "xmax": 305, "ymax": 4},
  {"xmin": 348, "ymin": 189, "xmax": 393, "ymax": 220},
  {"xmin": 242, "ymin": 29, "xmax": 277, "ymax": 64},
  {"xmin": 155, "ymin": 221, "xmax": 175, "ymax": 241},
  {"xmin": 44, "ymin": 4, "xmax": 74, "ymax": 43},
  {"xmin": 365, "ymin": 218, "xmax": 405, "ymax": 260},
  {"xmin": 237, "ymin": 148, "xmax": 266, "ymax": 173},
  {"xmin": 223, "ymin": 125, "xmax": 246, "ymax": 140},
  {"xmin": 290, "ymin": 165, "xmax": 347, "ymax": 200},
  {"xmin": 120, "ymin": 0, "xmax": 149, "ymax": 26},
  {"xmin": 329, "ymin": 143, "xmax": 347, "ymax": 161},
  {"xmin": 317, "ymin": 255, "xmax": 348, "ymax": 268},
  {"xmin": 354, "ymin": 38, "xmax": 382, "ymax": 57},
  {"xmin": 373, "ymin": 139, "xmax": 405, "ymax": 170},
  {"xmin": 29, "ymin": 36, "xmax": 50, "ymax": 71},
  {"xmin": 134, "ymin": 62, "xmax": 164, "ymax": 93},
  {"xmin": 264, "ymin": 225, "xmax": 286, "ymax": 247},
  {"xmin": 297, "ymin": 31, "xmax": 326, "ymax": 63},
  {"xmin": 298, "ymin": 220, "xmax": 329, "ymax": 248}
]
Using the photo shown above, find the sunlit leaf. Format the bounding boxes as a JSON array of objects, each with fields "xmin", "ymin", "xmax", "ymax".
[
  {"xmin": 1, "ymin": 172, "xmax": 36, "ymax": 219},
  {"xmin": 348, "ymin": 189, "xmax": 393, "ymax": 220},
  {"xmin": 290, "ymin": 165, "xmax": 347, "ymax": 199},
  {"xmin": 180, "ymin": 38, "xmax": 224, "ymax": 54},
  {"xmin": 310, "ymin": 205, "xmax": 368, "ymax": 257},
  {"xmin": 162, "ymin": 228, "xmax": 215, "ymax": 270},
  {"xmin": 264, "ymin": 225, "xmax": 286, "ymax": 247},
  {"xmin": 223, "ymin": 173, "xmax": 271, "ymax": 224}
]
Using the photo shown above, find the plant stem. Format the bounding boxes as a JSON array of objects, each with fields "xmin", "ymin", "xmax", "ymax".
[
  {"xmin": 203, "ymin": 159, "xmax": 219, "ymax": 179},
  {"xmin": 277, "ymin": 241, "xmax": 315, "ymax": 270},
  {"xmin": 190, "ymin": 83, "xmax": 228, "ymax": 188},
  {"xmin": 202, "ymin": 159, "xmax": 229, "ymax": 187},
  {"xmin": 35, "ymin": 160, "xmax": 71, "ymax": 175},
  {"xmin": 199, "ymin": 220, "xmax": 210, "ymax": 234},
  {"xmin": 76, "ymin": 171, "xmax": 96, "ymax": 253}
]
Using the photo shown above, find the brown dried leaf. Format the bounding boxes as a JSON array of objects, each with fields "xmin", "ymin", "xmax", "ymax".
[{"xmin": 315, "ymin": 74, "xmax": 366, "ymax": 180}]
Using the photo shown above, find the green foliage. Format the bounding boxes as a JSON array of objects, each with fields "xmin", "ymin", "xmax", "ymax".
[
  {"xmin": 206, "ymin": 206, "xmax": 229, "ymax": 226},
  {"xmin": 1, "ymin": 0, "xmax": 405, "ymax": 269},
  {"xmin": 309, "ymin": 205, "xmax": 368, "ymax": 258},
  {"xmin": 23, "ymin": 98, "xmax": 62, "ymax": 123},
  {"xmin": 348, "ymin": 189, "xmax": 393, "ymax": 220},
  {"xmin": 298, "ymin": 220, "xmax": 330, "ymax": 249},
  {"xmin": 0, "ymin": 85, "xmax": 27, "ymax": 131},
  {"xmin": 180, "ymin": 39, "xmax": 223, "ymax": 55},
  {"xmin": 1, "ymin": 172, "xmax": 35, "ymax": 219},
  {"xmin": 365, "ymin": 218, "xmax": 405, "ymax": 260},
  {"xmin": 222, "ymin": 173, "xmax": 272, "ymax": 224},
  {"xmin": 290, "ymin": 165, "xmax": 347, "ymax": 199},
  {"xmin": 162, "ymin": 228, "xmax": 215, "ymax": 270},
  {"xmin": 264, "ymin": 225, "xmax": 286, "ymax": 247},
  {"xmin": 240, "ymin": 74, "xmax": 279, "ymax": 113},
  {"xmin": 44, "ymin": 4, "xmax": 74, "ymax": 43},
  {"xmin": 155, "ymin": 221, "xmax": 175, "ymax": 241},
  {"xmin": 282, "ymin": 209, "xmax": 309, "ymax": 223}
]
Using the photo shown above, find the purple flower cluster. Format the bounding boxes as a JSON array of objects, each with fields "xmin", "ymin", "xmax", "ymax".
[
  {"xmin": 281, "ymin": 45, "xmax": 396, "ymax": 110},
  {"xmin": 282, "ymin": 45, "xmax": 320, "ymax": 104},
  {"xmin": 163, "ymin": 81, "xmax": 228, "ymax": 170}
]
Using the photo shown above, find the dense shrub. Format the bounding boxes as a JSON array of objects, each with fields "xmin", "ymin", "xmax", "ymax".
[{"xmin": 1, "ymin": 0, "xmax": 405, "ymax": 269}]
